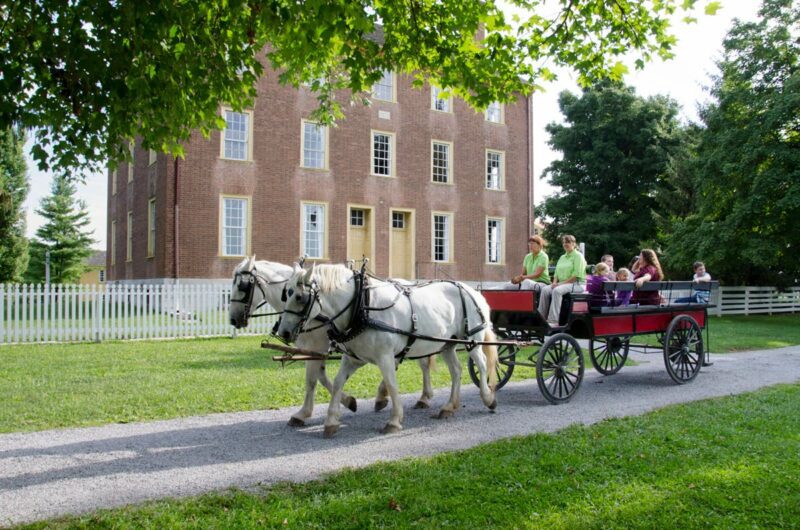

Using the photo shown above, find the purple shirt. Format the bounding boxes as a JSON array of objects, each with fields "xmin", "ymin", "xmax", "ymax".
[
  {"xmin": 632, "ymin": 265, "xmax": 662, "ymax": 305},
  {"xmin": 586, "ymin": 275, "xmax": 611, "ymax": 306},
  {"xmin": 615, "ymin": 290, "xmax": 633, "ymax": 307}
]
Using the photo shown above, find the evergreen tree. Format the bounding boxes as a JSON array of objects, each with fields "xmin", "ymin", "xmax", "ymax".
[
  {"xmin": 538, "ymin": 81, "xmax": 684, "ymax": 265},
  {"xmin": 25, "ymin": 175, "xmax": 94, "ymax": 283},
  {"xmin": 0, "ymin": 126, "xmax": 30, "ymax": 282}
]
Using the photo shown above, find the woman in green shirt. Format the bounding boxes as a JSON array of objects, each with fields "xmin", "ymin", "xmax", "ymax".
[
  {"xmin": 500, "ymin": 235, "xmax": 552, "ymax": 318},
  {"xmin": 547, "ymin": 234, "xmax": 587, "ymax": 325}
]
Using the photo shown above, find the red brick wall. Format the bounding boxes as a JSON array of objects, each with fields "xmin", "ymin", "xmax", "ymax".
[{"xmin": 108, "ymin": 71, "xmax": 532, "ymax": 282}]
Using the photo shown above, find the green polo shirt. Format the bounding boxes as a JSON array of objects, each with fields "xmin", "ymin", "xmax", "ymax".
[
  {"xmin": 554, "ymin": 250, "xmax": 587, "ymax": 282},
  {"xmin": 523, "ymin": 251, "xmax": 550, "ymax": 283}
]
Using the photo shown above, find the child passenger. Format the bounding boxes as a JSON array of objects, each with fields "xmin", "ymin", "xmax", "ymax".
[
  {"xmin": 586, "ymin": 263, "xmax": 611, "ymax": 306},
  {"xmin": 675, "ymin": 261, "xmax": 712, "ymax": 304},
  {"xmin": 614, "ymin": 268, "xmax": 633, "ymax": 307}
]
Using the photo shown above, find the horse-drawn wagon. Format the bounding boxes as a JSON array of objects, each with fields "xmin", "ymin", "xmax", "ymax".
[{"xmin": 468, "ymin": 281, "xmax": 719, "ymax": 404}]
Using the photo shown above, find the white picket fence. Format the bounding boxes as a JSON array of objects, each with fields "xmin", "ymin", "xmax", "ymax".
[
  {"xmin": 1, "ymin": 283, "xmax": 798, "ymax": 345},
  {"xmin": 714, "ymin": 286, "xmax": 800, "ymax": 316},
  {"xmin": 0, "ymin": 283, "xmax": 278, "ymax": 344}
]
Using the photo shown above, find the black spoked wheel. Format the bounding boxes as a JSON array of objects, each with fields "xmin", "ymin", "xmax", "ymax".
[
  {"xmin": 468, "ymin": 331, "xmax": 517, "ymax": 391},
  {"xmin": 536, "ymin": 333, "xmax": 584, "ymax": 404},
  {"xmin": 663, "ymin": 315, "xmax": 704, "ymax": 384},
  {"xmin": 589, "ymin": 336, "xmax": 630, "ymax": 375}
]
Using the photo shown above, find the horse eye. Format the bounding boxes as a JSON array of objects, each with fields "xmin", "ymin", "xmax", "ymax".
[
  {"xmin": 287, "ymin": 288, "xmax": 294, "ymax": 297},
  {"xmin": 295, "ymin": 294, "xmax": 302, "ymax": 302}
]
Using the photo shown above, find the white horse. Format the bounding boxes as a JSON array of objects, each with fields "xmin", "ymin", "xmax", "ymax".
[
  {"xmin": 277, "ymin": 263, "xmax": 498, "ymax": 437},
  {"xmin": 228, "ymin": 257, "xmax": 436, "ymax": 426}
]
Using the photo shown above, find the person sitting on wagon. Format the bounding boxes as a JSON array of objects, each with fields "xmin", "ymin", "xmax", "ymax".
[
  {"xmin": 614, "ymin": 267, "xmax": 633, "ymax": 306},
  {"xmin": 500, "ymin": 235, "xmax": 552, "ymax": 318},
  {"xmin": 631, "ymin": 249, "xmax": 664, "ymax": 306},
  {"xmin": 586, "ymin": 262, "xmax": 612, "ymax": 307},
  {"xmin": 547, "ymin": 234, "xmax": 587, "ymax": 325},
  {"xmin": 674, "ymin": 261, "xmax": 712, "ymax": 304},
  {"xmin": 601, "ymin": 254, "xmax": 616, "ymax": 280}
]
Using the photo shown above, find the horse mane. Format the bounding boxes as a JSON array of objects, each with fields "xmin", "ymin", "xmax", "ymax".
[
  {"xmin": 254, "ymin": 260, "xmax": 292, "ymax": 283},
  {"xmin": 311, "ymin": 264, "xmax": 353, "ymax": 294}
]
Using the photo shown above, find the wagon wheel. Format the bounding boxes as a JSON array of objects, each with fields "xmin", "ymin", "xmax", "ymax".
[
  {"xmin": 536, "ymin": 333, "xmax": 584, "ymax": 404},
  {"xmin": 588, "ymin": 336, "xmax": 630, "ymax": 375},
  {"xmin": 467, "ymin": 330, "xmax": 516, "ymax": 391},
  {"xmin": 663, "ymin": 315, "xmax": 703, "ymax": 384}
]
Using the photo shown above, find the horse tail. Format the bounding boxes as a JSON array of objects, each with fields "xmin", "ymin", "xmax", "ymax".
[{"xmin": 483, "ymin": 327, "xmax": 498, "ymax": 390}]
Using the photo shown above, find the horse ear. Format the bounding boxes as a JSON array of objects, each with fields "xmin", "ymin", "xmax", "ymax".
[
  {"xmin": 246, "ymin": 255, "xmax": 255, "ymax": 272},
  {"xmin": 305, "ymin": 262, "xmax": 316, "ymax": 286}
]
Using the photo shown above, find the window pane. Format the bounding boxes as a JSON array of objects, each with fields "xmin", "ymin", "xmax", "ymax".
[
  {"xmin": 486, "ymin": 101, "xmax": 502, "ymax": 123},
  {"xmin": 432, "ymin": 143, "xmax": 449, "ymax": 183},
  {"xmin": 373, "ymin": 133, "xmax": 391, "ymax": 175},
  {"xmin": 433, "ymin": 214, "xmax": 450, "ymax": 262},
  {"xmin": 350, "ymin": 209, "xmax": 364, "ymax": 226},
  {"xmin": 303, "ymin": 122, "xmax": 325, "ymax": 168},
  {"xmin": 373, "ymin": 70, "xmax": 393, "ymax": 101},
  {"xmin": 432, "ymin": 87, "xmax": 450, "ymax": 112},
  {"xmin": 487, "ymin": 152, "xmax": 502, "ymax": 189},
  {"xmin": 487, "ymin": 219, "xmax": 502, "ymax": 263},
  {"xmin": 303, "ymin": 204, "xmax": 325, "ymax": 258},
  {"xmin": 223, "ymin": 198, "xmax": 247, "ymax": 256},
  {"xmin": 224, "ymin": 111, "xmax": 248, "ymax": 160},
  {"xmin": 392, "ymin": 212, "xmax": 405, "ymax": 229}
]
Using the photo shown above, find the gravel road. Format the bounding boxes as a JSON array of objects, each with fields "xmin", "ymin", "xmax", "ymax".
[{"xmin": 2, "ymin": 346, "xmax": 799, "ymax": 526}]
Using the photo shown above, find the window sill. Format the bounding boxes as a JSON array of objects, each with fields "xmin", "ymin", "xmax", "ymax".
[
  {"xmin": 485, "ymin": 120, "xmax": 505, "ymax": 125},
  {"xmin": 220, "ymin": 254, "xmax": 249, "ymax": 259},
  {"xmin": 431, "ymin": 181, "xmax": 455, "ymax": 186},
  {"xmin": 485, "ymin": 187, "xmax": 506, "ymax": 192},
  {"xmin": 485, "ymin": 262, "xmax": 505, "ymax": 266},
  {"xmin": 431, "ymin": 109, "xmax": 453, "ymax": 114},
  {"xmin": 301, "ymin": 166, "xmax": 330, "ymax": 172},
  {"xmin": 219, "ymin": 157, "xmax": 254, "ymax": 163},
  {"xmin": 370, "ymin": 173, "xmax": 395, "ymax": 178}
]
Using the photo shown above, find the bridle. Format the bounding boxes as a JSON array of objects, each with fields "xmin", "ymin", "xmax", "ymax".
[
  {"xmin": 230, "ymin": 268, "xmax": 288, "ymax": 322},
  {"xmin": 279, "ymin": 279, "xmax": 325, "ymax": 341}
]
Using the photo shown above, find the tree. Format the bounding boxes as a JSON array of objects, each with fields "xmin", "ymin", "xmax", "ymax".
[
  {"xmin": 538, "ymin": 81, "xmax": 684, "ymax": 265},
  {"xmin": 660, "ymin": 0, "xmax": 800, "ymax": 286},
  {"xmin": 0, "ymin": 0, "xmax": 721, "ymax": 175},
  {"xmin": 25, "ymin": 175, "xmax": 95, "ymax": 284},
  {"xmin": 0, "ymin": 126, "xmax": 30, "ymax": 282}
]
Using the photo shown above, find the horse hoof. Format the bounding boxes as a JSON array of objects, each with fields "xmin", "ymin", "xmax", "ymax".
[
  {"xmin": 381, "ymin": 424, "xmax": 401, "ymax": 434},
  {"xmin": 489, "ymin": 399, "xmax": 497, "ymax": 411},
  {"xmin": 323, "ymin": 425, "xmax": 339, "ymax": 438},
  {"xmin": 374, "ymin": 399, "xmax": 389, "ymax": 412},
  {"xmin": 343, "ymin": 396, "xmax": 358, "ymax": 413},
  {"xmin": 435, "ymin": 409, "xmax": 454, "ymax": 420},
  {"xmin": 287, "ymin": 417, "xmax": 305, "ymax": 427},
  {"xmin": 413, "ymin": 401, "xmax": 430, "ymax": 409}
]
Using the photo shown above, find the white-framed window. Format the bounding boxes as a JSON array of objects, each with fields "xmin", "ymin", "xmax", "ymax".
[
  {"xmin": 486, "ymin": 101, "xmax": 503, "ymax": 123},
  {"xmin": 126, "ymin": 211, "xmax": 133, "ymax": 262},
  {"xmin": 431, "ymin": 86, "xmax": 451, "ymax": 112},
  {"xmin": 127, "ymin": 141, "xmax": 134, "ymax": 182},
  {"xmin": 221, "ymin": 196, "xmax": 249, "ymax": 256},
  {"xmin": 432, "ymin": 212, "xmax": 453, "ymax": 263},
  {"xmin": 372, "ymin": 70, "xmax": 394, "ymax": 102},
  {"xmin": 147, "ymin": 198, "xmax": 156, "ymax": 258},
  {"xmin": 392, "ymin": 211, "xmax": 405, "ymax": 229},
  {"xmin": 487, "ymin": 217, "xmax": 505, "ymax": 264},
  {"xmin": 221, "ymin": 109, "xmax": 252, "ymax": 161},
  {"xmin": 371, "ymin": 130, "xmax": 394, "ymax": 177},
  {"xmin": 431, "ymin": 141, "xmax": 451, "ymax": 184},
  {"xmin": 148, "ymin": 149, "xmax": 157, "ymax": 166},
  {"xmin": 301, "ymin": 120, "xmax": 327, "ymax": 169},
  {"xmin": 301, "ymin": 202, "xmax": 327, "ymax": 259},
  {"xmin": 110, "ymin": 220, "xmax": 116, "ymax": 266},
  {"xmin": 486, "ymin": 150, "xmax": 504, "ymax": 190}
]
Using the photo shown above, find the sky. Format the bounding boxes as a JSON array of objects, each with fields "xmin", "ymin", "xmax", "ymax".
[{"xmin": 20, "ymin": 1, "xmax": 762, "ymax": 249}]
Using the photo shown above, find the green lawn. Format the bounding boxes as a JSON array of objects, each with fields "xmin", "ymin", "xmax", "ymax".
[
  {"xmin": 0, "ymin": 313, "xmax": 798, "ymax": 433},
  {"xmin": 19, "ymin": 383, "xmax": 800, "ymax": 529}
]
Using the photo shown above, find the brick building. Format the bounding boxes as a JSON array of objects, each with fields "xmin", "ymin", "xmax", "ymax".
[{"xmin": 106, "ymin": 70, "xmax": 534, "ymax": 283}]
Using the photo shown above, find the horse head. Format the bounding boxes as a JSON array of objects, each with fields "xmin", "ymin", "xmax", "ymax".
[
  {"xmin": 276, "ymin": 263, "xmax": 320, "ymax": 342},
  {"xmin": 229, "ymin": 255, "xmax": 260, "ymax": 329}
]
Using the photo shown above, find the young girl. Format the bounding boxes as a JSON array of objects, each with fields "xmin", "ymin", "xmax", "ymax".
[
  {"xmin": 614, "ymin": 267, "xmax": 633, "ymax": 306},
  {"xmin": 586, "ymin": 262, "xmax": 611, "ymax": 307}
]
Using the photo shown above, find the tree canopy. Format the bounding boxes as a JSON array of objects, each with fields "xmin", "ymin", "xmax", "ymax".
[
  {"xmin": 538, "ymin": 81, "xmax": 684, "ymax": 265},
  {"xmin": 0, "ymin": 0, "xmax": 721, "ymax": 175},
  {"xmin": 658, "ymin": 0, "xmax": 800, "ymax": 286},
  {"xmin": 0, "ymin": 127, "xmax": 30, "ymax": 282}
]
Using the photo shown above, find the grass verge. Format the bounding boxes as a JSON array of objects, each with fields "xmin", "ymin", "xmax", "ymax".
[
  {"xmin": 1, "ymin": 314, "xmax": 798, "ymax": 433},
  {"xmin": 18, "ymin": 383, "xmax": 800, "ymax": 529}
]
